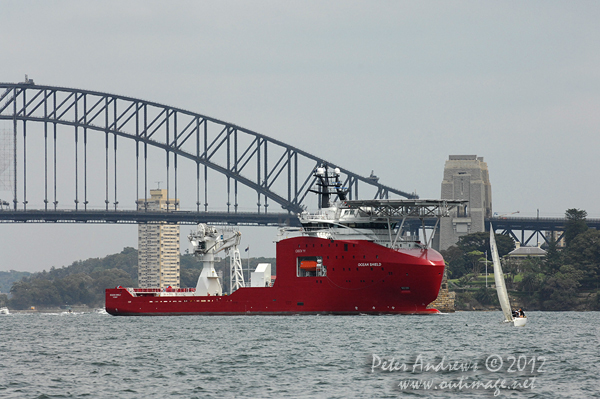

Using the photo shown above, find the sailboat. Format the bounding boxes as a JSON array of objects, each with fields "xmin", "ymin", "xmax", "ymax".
[{"xmin": 490, "ymin": 224, "xmax": 527, "ymax": 327}]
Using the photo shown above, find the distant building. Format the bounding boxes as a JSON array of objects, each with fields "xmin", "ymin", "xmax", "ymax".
[
  {"xmin": 437, "ymin": 155, "xmax": 492, "ymax": 250},
  {"xmin": 506, "ymin": 242, "xmax": 547, "ymax": 259},
  {"xmin": 505, "ymin": 242, "xmax": 547, "ymax": 274},
  {"xmin": 137, "ymin": 189, "xmax": 180, "ymax": 289}
]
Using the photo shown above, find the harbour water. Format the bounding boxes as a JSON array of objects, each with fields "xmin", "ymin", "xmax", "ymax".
[{"xmin": 1, "ymin": 311, "xmax": 598, "ymax": 398}]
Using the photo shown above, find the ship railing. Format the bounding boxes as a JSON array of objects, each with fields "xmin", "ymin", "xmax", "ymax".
[
  {"xmin": 159, "ymin": 291, "xmax": 198, "ymax": 297},
  {"xmin": 131, "ymin": 288, "xmax": 197, "ymax": 297},
  {"xmin": 298, "ymin": 211, "xmax": 337, "ymax": 222},
  {"xmin": 276, "ymin": 227, "xmax": 304, "ymax": 242},
  {"xmin": 375, "ymin": 239, "xmax": 425, "ymax": 250}
]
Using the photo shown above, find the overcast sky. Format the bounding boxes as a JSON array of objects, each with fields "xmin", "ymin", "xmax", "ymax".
[{"xmin": 1, "ymin": 1, "xmax": 599, "ymax": 273}]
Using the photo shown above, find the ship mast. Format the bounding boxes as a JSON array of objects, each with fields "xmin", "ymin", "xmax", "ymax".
[{"xmin": 310, "ymin": 164, "xmax": 347, "ymax": 209}]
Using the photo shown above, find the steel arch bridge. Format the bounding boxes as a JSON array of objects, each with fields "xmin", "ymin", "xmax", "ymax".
[{"xmin": 0, "ymin": 81, "xmax": 416, "ymax": 225}]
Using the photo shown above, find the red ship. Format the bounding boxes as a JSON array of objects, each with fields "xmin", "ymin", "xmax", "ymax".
[{"xmin": 105, "ymin": 166, "xmax": 462, "ymax": 316}]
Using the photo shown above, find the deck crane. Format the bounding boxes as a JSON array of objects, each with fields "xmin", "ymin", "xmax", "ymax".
[{"xmin": 188, "ymin": 224, "xmax": 245, "ymax": 296}]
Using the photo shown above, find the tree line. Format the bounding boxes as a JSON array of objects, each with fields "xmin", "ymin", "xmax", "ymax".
[
  {"xmin": 5, "ymin": 247, "xmax": 275, "ymax": 309},
  {"xmin": 442, "ymin": 208, "xmax": 600, "ymax": 310}
]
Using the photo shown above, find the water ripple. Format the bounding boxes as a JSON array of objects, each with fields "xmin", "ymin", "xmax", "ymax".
[{"xmin": 1, "ymin": 311, "xmax": 598, "ymax": 397}]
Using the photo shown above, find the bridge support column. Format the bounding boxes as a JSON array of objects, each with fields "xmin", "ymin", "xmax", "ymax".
[{"xmin": 438, "ymin": 155, "xmax": 492, "ymax": 250}]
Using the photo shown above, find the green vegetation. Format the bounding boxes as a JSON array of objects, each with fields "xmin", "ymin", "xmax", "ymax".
[
  {"xmin": 4, "ymin": 247, "xmax": 275, "ymax": 310},
  {"xmin": 0, "ymin": 293, "xmax": 7, "ymax": 307},
  {"xmin": 445, "ymin": 208, "xmax": 600, "ymax": 311},
  {"xmin": 442, "ymin": 231, "xmax": 515, "ymax": 279},
  {"xmin": 0, "ymin": 270, "xmax": 31, "ymax": 294},
  {"xmin": 8, "ymin": 247, "xmax": 138, "ymax": 309}
]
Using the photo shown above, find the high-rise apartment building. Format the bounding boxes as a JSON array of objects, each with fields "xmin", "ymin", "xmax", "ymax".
[{"xmin": 137, "ymin": 189, "xmax": 180, "ymax": 289}]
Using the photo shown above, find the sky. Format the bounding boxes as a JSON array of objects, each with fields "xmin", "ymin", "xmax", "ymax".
[{"xmin": 1, "ymin": 1, "xmax": 599, "ymax": 273}]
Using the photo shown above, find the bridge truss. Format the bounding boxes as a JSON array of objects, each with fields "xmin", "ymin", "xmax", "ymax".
[{"xmin": 0, "ymin": 81, "xmax": 416, "ymax": 224}]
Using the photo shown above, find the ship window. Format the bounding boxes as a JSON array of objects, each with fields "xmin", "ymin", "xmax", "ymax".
[
  {"xmin": 344, "ymin": 244, "xmax": 348, "ymax": 251},
  {"xmin": 297, "ymin": 256, "xmax": 326, "ymax": 277}
]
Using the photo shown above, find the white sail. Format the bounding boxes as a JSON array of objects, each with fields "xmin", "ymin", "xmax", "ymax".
[{"xmin": 490, "ymin": 225, "xmax": 513, "ymax": 322}]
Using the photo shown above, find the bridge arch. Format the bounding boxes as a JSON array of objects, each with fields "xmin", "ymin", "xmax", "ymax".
[{"xmin": 0, "ymin": 82, "xmax": 416, "ymax": 220}]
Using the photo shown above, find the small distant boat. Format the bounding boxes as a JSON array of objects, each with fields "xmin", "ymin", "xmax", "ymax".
[
  {"xmin": 490, "ymin": 225, "xmax": 527, "ymax": 327},
  {"xmin": 0, "ymin": 307, "xmax": 9, "ymax": 315}
]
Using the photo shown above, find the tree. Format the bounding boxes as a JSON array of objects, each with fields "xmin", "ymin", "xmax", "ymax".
[
  {"xmin": 538, "ymin": 265, "xmax": 583, "ymax": 310},
  {"xmin": 10, "ymin": 279, "xmax": 62, "ymax": 309},
  {"xmin": 467, "ymin": 250, "xmax": 484, "ymax": 276},
  {"xmin": 563, "ymin": 229, "xmax": 600, "ymax": 290},
  {"xmin": 502, "ymin": 258, "xmax": 519, "ymax": 289},
  {"xmin": 457, "ymin": 231, "xmax": 515, "ymax": 258},
  {"xmin": 0, "ymin": 293, "xmax": 7, "ymax": 307},
  {"xmin": 89, "ymin": 269, "xmax": 135, "ymax": 305},
  {"xmin": 544, "ymin": 239, "xmax": 563, "ymax": 275},
  {"xmin": 440, "ymin": 245, "xmax": 469, "ymax": 279},
  {"xmin": 475, "ymin": 286, "xmax": 498, "ymax": 306},
  {"xmin": 564, "ymin": 208, "xmax": 588, "ymax": 246}
]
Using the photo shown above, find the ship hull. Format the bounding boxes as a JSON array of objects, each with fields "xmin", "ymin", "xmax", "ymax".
[{"xmin": 106, "ymin": 237, "xmax": 445, "ymax": 316}]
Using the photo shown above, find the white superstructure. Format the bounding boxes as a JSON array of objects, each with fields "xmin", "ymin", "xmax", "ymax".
[{"xmin": 188, "ymin": 224, "xmax": 244, "ymax": 295}]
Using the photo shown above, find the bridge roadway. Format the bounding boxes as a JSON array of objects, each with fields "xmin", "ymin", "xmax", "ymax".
[
  {"xmin": 2, "ymin": 210, "xmax": 598, "ymax": 246},
  {"xmin": 0, "ymin": 209, "xmax": 300, "ymax": 226},
  {"xmin": 488, "ymin": 216, "xmax": 600, "ymax": 245}
]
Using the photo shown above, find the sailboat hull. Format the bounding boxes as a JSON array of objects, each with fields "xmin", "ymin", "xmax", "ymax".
[{"xmin": 513, "ymin": 317, "xmax": 528, "ymax": 327}]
